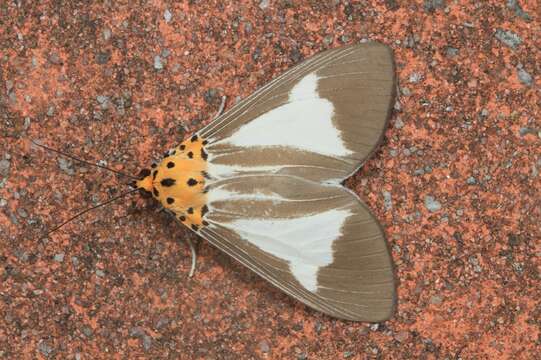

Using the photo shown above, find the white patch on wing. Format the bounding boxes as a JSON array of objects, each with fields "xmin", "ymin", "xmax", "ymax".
[
  {"xmin": 206, "ymin": 161, "xmax": 283, "ymax": 179},
  {"xmin": 214, "ymin": 73, "xmax": 352, "ymax": 157},
  {"xmin": 206, "ymin": 185, "xmax": 286, "ymax": 206},
  {"xmin": 218, "ymin": 209, "xmax": 351, "ymax": 292}
]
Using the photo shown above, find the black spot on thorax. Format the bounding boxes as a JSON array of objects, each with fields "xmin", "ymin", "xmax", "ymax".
[
  {"xmin": 161, "ymin": 178, "xmax": 176, "ymax": 187},
  {"xmin": 201, "ymin": 205, "xmax": 209, "ymax": 216},
  {"xmin": 201, "ymin": 149, "xmax": 208, "ymax": 161}
]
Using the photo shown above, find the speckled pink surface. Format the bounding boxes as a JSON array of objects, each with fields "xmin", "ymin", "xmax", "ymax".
[{"xmin": 1, "ymin": 1, "xmax": 539, "ymax": 358}]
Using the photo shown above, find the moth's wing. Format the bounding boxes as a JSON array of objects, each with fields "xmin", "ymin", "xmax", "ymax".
[
  {"xmin": 200, "ymin": 175, "xmax": 396, "ymax": 322},
  {"xmin": 199, "ymin": 42, "xmax": 395, "ymax": 183}
]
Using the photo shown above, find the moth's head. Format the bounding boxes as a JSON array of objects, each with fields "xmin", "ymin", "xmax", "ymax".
[{"xmin": 129, "ymin": 168, "xmax": 153, "ymax": 198}]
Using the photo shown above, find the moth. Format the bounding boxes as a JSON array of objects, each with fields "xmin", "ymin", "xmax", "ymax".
[{"xmin": 43, "ymin": 42, "xmax": 397, "ymax": 322}]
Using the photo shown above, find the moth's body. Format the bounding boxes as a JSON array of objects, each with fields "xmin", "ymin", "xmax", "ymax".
[
  {"xmin": 137, "ymin": 136, "xmax": 209, "ymax": 230},
  {"xmin": 134, "ymin": 43, "xmax": 397, "ymax": 322}
]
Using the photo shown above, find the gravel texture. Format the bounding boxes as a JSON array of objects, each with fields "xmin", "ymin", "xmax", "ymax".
[{"xmin": 1, "ymin": 1, "xmax": 539, "ymax": 359}]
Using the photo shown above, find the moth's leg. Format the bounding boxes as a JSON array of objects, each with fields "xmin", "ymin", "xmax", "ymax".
[
  {"xmin": 161, "ymin": 208, "xmax": 198, "ymax": 277},
  {"xmin": 164, "ymin": 214, "xmax": 197, "ymax": 277},
  {"xmin": 184, "ymin": 236, "xmax": 197, "ymax": 277},
  {"xmin": 213, "ymin": 95, "xmax": 227, "ymax": 119}
]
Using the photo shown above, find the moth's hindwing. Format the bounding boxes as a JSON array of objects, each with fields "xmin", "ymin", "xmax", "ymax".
[
  {"xmin": 159, "ymin": 43, "xmax": 396, "ymax": 321},
  {"xmin": 201, "ymin": 175, "xmax": 395, "ymax": 322}
]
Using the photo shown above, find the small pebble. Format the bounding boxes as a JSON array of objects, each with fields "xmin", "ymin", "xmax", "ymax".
[
  {"xmin": 96, "ymin": 51, "xmax": 110, "ymax": 64},
  {"xmin": 409, "ymin": 72, "xmax": 422, "ymax": 83},
  {"xmin": 48, "ymin": 52, "xmax": 62, "ymax": 65},
  {"xmin": 323, "ymin": 35, "xmax": 333, "ymax": 46},
  {"xmin": 58, "ymin": 158, "xmax": 74, "ymax": 176},
  {"xmin": 430, "ymin": 295, "xmax": 443, "ymax": 304},
  {"xmin": 466, "ymin": 176, "xmax": 477, "ymax": 185},
  {"xmin": 142, "ymin": 335, "xmax": 152, "ymax": 351},
  {"xmin": 244, "ymin": 21, "xmax": 253, "ymax": 34},
  {"xmin": 96, "ymin": 95, "xmax": 109, "ymax": 109},
  {"xmin": 414, "ymin": 168, "xmax": 425, "ymax": 176},
  {"xmin": 290, "ymin": 47, "xmax": 302, "ymax": 63},
  {"xmin": 154, "ymin": 55, "xmax": 164, "ymax": 70},
  {"xmin": 82, "ymin": 326, "xmax": 93, "ymax": 337},
  {"xmin": 382, "ymin": 191, "xmax": 392, "ymax": 211},
  {"xmin": 424, "ymin": 0, "xmax": 445, "ymax": 12},
  {"xmin": 0, "ymin": 198, "xmax": 7, "ymax": 207},
  {"xmin": 506, "ymin": 0, "xmax": 530, "ymax": 20},
  {"xmin": 161, "ymin": 48, "xmax": 171, "ymax": 58},
  {"xmin": 259, "ymin": 340, "xmax": 270, "ymax": 353},
  {"xmin": 204, "ymin": 88, "xmax": 219, "ymax": 104},
  {"xmin": 445, "ymin": 46, "xmax": 459, "ymax": 57},
  {"xmin": 394, "ymin": 330, "xmax": 410, "ymax": 342},
  {"xmin": 0, "ymin": 159, "xmax": 10, "ymax": 177},
  {"xmin": 130, "ymin": 326, "xmax": 145, "ymax": 337},
  {"xmin": 259, "ymin": 0, "xmax": 270, "ymax": 10},
  {"xmin": 155, "ymin": 317, "xmax": 169, "ymax": 330},
  {"xmin": 38, "ymin": 340, "xmax": 54, "ymax": 356},
  {"xmin": 517, "ymin": 68, "xmax": 532, "ymax": 86},
  {"xmin": 164, "ymin": 9, "xmax": 172, "ymax": 23},
  {"xmin": 495, "ymin": 29, "xmax": 522, "ymax": 49},
  {"xmin": 54, "ymin": 253, "xmax": 65, "ymax": 262},
  {"xmin": 102, "ymin": 28, "xmax": 112, "ymax": 40},
  {"xmin": 17, "ymin": 208, "xmax": 27, "ymax": 218},
  {"xmin": 400, "ymin": 87, "xmax": 411, "ymax": 96},
  {"xmin": 424, "ymin": 195, "xmax": 442, "ymax": 212},
  {"xmin": 15, "ymin": 249, "xmax": 28, "ymax": 262}
]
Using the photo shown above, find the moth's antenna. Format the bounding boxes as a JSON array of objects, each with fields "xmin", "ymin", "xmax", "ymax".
[
  {"xmin": 30, "ymin": 139, "xmax": 138, "ymax": 180},
  {"xmin": 43, "ymin": 188, "xmax": 139, "ymax": 239}
]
